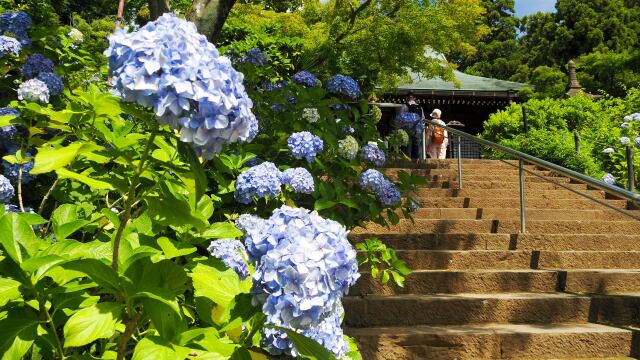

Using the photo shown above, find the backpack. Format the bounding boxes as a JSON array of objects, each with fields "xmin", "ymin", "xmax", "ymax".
[{"xmin": 431, "ymin": 126, "xmax": 446, "ymax": 145}]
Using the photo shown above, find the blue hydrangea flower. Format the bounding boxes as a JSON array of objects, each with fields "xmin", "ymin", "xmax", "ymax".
[
  {"xmin": 0, "ymin": 174, "xmax": 14, "ymax": 203},
  {"xmin": 338, "ymin": 135, "xmax": 359, "ymax": 160},
  {"xmin": 18, "ymin": 79, "xmax": 49, "ymax": 103},
  {"xmin": 635, "ymin": 138, "xmax": 640, "ymax": 149},
  {"xmin": 302, "ymin": 108, "xmax": 320, "ymax": 123},
  {"xmin": 288, "ymin": 131, "xmax": 324, "ymax": 162},
  {"xmin": 329, "ymin": 103, "xmax": 350, "ymax": 110},
  {"xmin": 3, "ymin": 204, "xmax": 34, "ymax": 214},
  {"xmin": 326, "ymin": 74, "xmax": 360, "ymax": 100},
  {"xmin": 377, "ymin": 180, "xmax": 401, "ymax": 206},
  {"xmin": 241, "ymin": 48, "xmax": 268, "ymax": 66},
  {"xmin": 36, "ymin": 72, "xmax": 63, "ymax": 96},
  {"xmin": 0, "ymin": 11, "xmax": 31, "ymax": 45},
  {"xmin": 271, "ymin": 103, "xmax": 285, "ymax": 112},
  {"xmin": 603, "ymin": 147, "xmax": 615, "ymax": 154},
  {"xmin": 104, "ymin": 14, "xmax": 258, "ymax": 159},
  {"xmin": 0, "ymin": 107, "xmax": 19, "ymax": 145},
  {"xmin": 396, "ymin": 112, "xmax": 423, "ymax": 135},
  {"xmin": 621, "ymin": 122, "xmax": 630, "ymax": 129},
  {"xmin": 620, "ymin": 137, "xmax": 631, "ymax": 145},
  {"xmin": 361, "ymin": 142, "xmax": 385, "ymax": 167},
  {"xmin": 21, "ymin": 54, "xmax": 55, "ymax": 79},
  {"xmin": 603, "ymin": 173, "xmax": 616, "ymax": 185},
  {"xmin": 207, "ymin": 239, "xmax": 250, "ymax": 279},
  {"xmin": 342, "ymin": 125, "xmax": 355, "ymax": 135},
  {"xmin": 261, "ymin": 81, "xmax": 285, "ymax": 92},
  {"xmin": 240, "ymin": 205, "xmax": 358, "ymax": 355},
  {"xmin": 234, "ymin": 162, "xmax": 283, "ymax": 204},
  {"xmin": 632, "ymin": 113, "xmax": 640, "ymax": 121},
  {"xmin": 2, "ymin": 147, "xmax": 35, "ymax": 184},
  {"xmin": 282, "ymin": 167, "xmax": 315, "ymax": 194},
  {"xmin": 360, "ymin": 169, "xmax": 385, "ymax": 192},
  {"xmin": 292, "ymin": 71, "xmax": 320, "ymax": 87},
  {"xmin": 0, "ymin": 35, "xmax": 20, "ymax": 57}
]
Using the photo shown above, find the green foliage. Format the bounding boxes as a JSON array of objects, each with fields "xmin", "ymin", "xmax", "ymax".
[
  {"xmin": 355, "ymin": 237, "xmax": 411, "ymax": 287},
  {"xmin": 578, "ymin": 50, "xmax": 640, "ymax": 97}
]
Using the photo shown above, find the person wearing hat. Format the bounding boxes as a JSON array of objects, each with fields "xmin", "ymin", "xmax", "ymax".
[{"xmin": 426, "ymin": 108, "xmax": 448, "ymax": 159}]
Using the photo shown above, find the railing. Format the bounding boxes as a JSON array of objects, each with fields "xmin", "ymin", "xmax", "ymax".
[{"xmin": 424, "ymin": 119, "xmax": 640, "ymax": 232}]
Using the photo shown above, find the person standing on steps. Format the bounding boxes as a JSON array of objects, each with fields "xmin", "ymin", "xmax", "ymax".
[
  {"xmin": 396, "ymin": 92, "xmax": 425, "ymax": 160},
  {"xmin": 426, "ymin": 108, "xmax": 448, "ymax": 159}
]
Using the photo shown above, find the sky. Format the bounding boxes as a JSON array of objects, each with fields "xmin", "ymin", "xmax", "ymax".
[{"xmin": 515, "ymin": 0, "xmax": 556, "ymax": 17}]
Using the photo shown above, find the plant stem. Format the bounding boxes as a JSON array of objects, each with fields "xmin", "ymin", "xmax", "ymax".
[
  {"xmin": 17, "ymin": 164, "xmax": 24, "ymax": 212},
  {"xmin": 111, "ymin": 128, "xmax": 157, "ymax": 272},
  {"xmin": 38, "ymin": 178, "xmax": 59, "ymax": 215},
  {"xmin": 116, "ymin": 312, "xmax": 141, "ymax": 360},
  {"xmin": 40, "ymin": 296, "xmax": 65, "ymax": 359}
]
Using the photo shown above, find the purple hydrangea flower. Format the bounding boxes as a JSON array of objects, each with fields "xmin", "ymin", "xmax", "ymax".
[
  {"xmin": 396, "ymin": 112, "xmax": 423, "ymax": 135},
  {"xmin": 0, "ymin": 107, "xmax": 19, "ymax": 144},
  {"xmin": 620, "ymin": 137, "xmax": 631, "ymax": 145},
  {"xmin": 241, "ymin": 48, "xmax": 268, "ymax": 66},
  {"xmin": 361, "ymin": 142, "xmax": 385, "ymax": 167},
  {"xmin": 282, "ymin": 167, "xmax": 315, "ymax": 194},
  {"xmin": 0, "ymin": 174, "xmax": 14, "ymax": 203},
  {"xmin": 0, "ymin": 11, "xmax": 31, "ymax": 45},
  {"xmin": 359, "ymin": 169, "xmax": 385, "ymax": 192},
  {"xmin": 292, "ymin": 71, "xmax": 320, "ymax": 87},
  {"xmin": 36, "ymin": 72, "xmax": 63, "ymax": 96},
  {"xmin": 342, "ymin": 125, "xmax": 355, "ymax": 134},
  {"xmin": 326, "ymin": 75, "xmax": 361, "ymax": 100},
  {"xmin": 207, "ymin": 239, "xmax": 250, "ymax": 279},
  {"xmin": 287, "ymin": 131, "xmax": 324, "ymax": 162},
  {"xmin": 377, "ymin": 180, "xmax": 401, "ymax": 206},
  {"xmin": 104, "ymin": 14, "xmax": 258, "ymax": 159},
  {"xmin": 21, "ymin": 54, "xmax": 55, "ymax": 79},
  {"xmin": 17, "ymin": 79, "xmax": 49, "ymax": 103},
  {"xmin": 0, "ymin": 35, "xmax": 21, "ymax": 57},
  {"xmin": 234, "ymin": 162, "xmax": 283, "ymax": 204}
]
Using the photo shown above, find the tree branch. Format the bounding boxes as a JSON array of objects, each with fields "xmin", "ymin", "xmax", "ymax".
[
  {"xmin": 149, "ymin": 0, "xmax": 171, "ymax": 20},
  {"xmin": 187, "ymin": 0, "xmax": 237, "ymax": 43},
  {"xmin": 335, "ymin": 0, "xmax": 374, "ymax": 44}
]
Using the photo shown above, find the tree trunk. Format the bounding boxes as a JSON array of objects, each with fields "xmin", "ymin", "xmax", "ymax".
[
  {"xmin": 187, "ymin": 0, "xmax": 237, "ymax": 43},
  {"xmin": 149, "ymin": 0, "xmax": 171, "ymax": 20}
]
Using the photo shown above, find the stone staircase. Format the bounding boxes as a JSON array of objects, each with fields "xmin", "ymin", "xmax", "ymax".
[{"xmin": 346, "ymin": 159, "xmax": 640, "ymax": 360}]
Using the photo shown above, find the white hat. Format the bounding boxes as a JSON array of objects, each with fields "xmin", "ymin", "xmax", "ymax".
[{"xmin": 430, "ymin": 109, "xmax": 442, "ymax": 118}]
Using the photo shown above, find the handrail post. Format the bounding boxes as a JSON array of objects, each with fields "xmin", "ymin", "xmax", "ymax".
[
  {"xmin": 627, "ymin": 145, "xmax": 635, "ymax": 191},
  {"xmin": 519, "ymin": 159, "xmax": 526, "ymax": 233},
  {"xmin": 457, "ymin": 135, "xmax": 463, "ymax": 189}
]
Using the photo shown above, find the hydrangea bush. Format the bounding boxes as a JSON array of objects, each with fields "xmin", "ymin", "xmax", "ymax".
[{"xmin": 0, "ymin": 10, "xmax": 424, "ymax": 360}]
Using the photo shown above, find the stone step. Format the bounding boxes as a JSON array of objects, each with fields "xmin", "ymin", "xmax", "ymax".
[
  {"xmin": 412, "ymin": 208, "xmax": 635, "ymax": 221},
  {"xmin": 346, "ymin": 323, "xmax": 632, "ymax": 360},
  {"xmin": 385, "ymin": 168, "xmax": 552, "ymax": 176},
  {"xmin": 562, "ymin": 270, "xmax": 640, "ymax": 294},
  {"xmin": 418, "ymin": 197, "xmax": 628, "ymax": 209},
  {"xmin": 392, "ymin": 173, "xmax": 572, "ymax": 183},
  {"xmin": 538, "ymin": 251, "xmax": 640, "ymax": 270},
  {"xmin": 351, "ymin": 233, "xmax": 640, "ymax": 251},
  {"xmin": 343, "ymin": 293, "xmax": 591, "ymax": 327},
  {"xmin": 589, "ymin": 293, "xmax": 640, "ymax": 326},
  {"xmin": 421, "ymin": 180, "xmax": 590, "ymax": 190},
  {"xmin": 415, "ymin": 188, "xmax": 605, "ymax": 200},
  {"xmin": 352, "ymin": 270, "xmax": 558, "ymax": 295},
  {"xmin": 360, "ymin": 219, "xmax": 640, "ymax": 235},
  {"xmin": 395, "ymin": 250, "xmax": 532, "ymax": 270},
  {"xmin": 387, "ymin": 159, "xmax": 537, "ymax": 169}
]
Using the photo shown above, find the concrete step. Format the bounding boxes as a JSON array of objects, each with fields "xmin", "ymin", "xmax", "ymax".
[
  {"xmin": 347, "ymin": 323, "xmax": 632, "ymax": 360},
  {"xmin": 343, "ymin": 293, "xmax": 591, "ymax": 327},
  {"xmin": 420, "ymin": 180, "xmax": 590, "ymax": 190},
  {"xmin": 352, "ymin": 270, "xmax": 558, "ymax": 295},
  {"xmin": 387, "ymin": 159, "xmax": 538, "ymax": 169},
  {"xmin": 538, "ymin": 251, "xmax": 640, "ymax": 269},
  {"xmin": 385, "ymin": 168, "xmax": 553, "ymax": 177},
  {"xmin": 395, "ymin": 250, "xmax": 532, "ymax": 270},
  {"xmin": 415, "ymin": 188, "xmax": 605, "ymax": 200},
  {"xmin": 418, "ymin": 197, "xmax": 628, "ymax": 209},
  {"xmin": 411, "ymin": 208, "xmax": 633, "ymax": 221},
  {"xmin": 351, "ymin": 233, "xmax": 640, "ymax": 251},
  {"xmin": 392, "ymin": 173, "xmax": 572, "ymax": 183},
  {"xmin": 562, "ymin": 270, "xmax": 640, "ymax": 294},
  {"xmin": 359, "ymin": 219, "xmax": 640, "ymax": 235}
]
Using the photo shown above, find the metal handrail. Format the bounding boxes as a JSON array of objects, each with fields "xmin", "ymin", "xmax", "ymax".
[{"xmin": 423, "ymin": 119, "xmax": 640, "ymax": 229}]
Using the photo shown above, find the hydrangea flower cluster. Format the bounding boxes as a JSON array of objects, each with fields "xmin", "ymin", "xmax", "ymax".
[
  {"xmin": 396, "ymin": 112, "xmax": 423, "ymax": 135},
  {"xmin": 635, "ymin": 138, "xmax": 640, "ymax": 149},
  {"xmin": 282, "ymin": 167, "xmax": 315, "ymax": 194},
  {"xmin": 371, "ymin": 105, "xmax": 382, "ymax": 123},
  {"xmin": 0, "ymin": 108, "xmax": 19, "ymax": 145},
  {"xmin": 0, "ymin": 35, "xmax": 21, "ymax": 57},
  {"xmin": 234, "ymin": 162, "xmax": 283, "ymax": 204},
  {"xmin": 342, "ymin": 125, "xmax": 355, "ymax": 135},
  {"xmin": 241, "ymin": 48, "xmax": 268, "ymax": 66},
  {"xmin": 0, "ymin": 174, "xmax": 14, "ymax": 203},
  {"xmin": 621, "ymin": 122, "xmax": 630, "ymax": 129},
  {"xmin": 603, "ymin": 147, "xmax": 615, "ymax": 154},
  {"xmin": 36, "ymin": 72, "xmax": 63, "ymax": 96},
  {"xmin": 21, "ymin": 54, "xmax": 55, "ymax": 79},
  {"xmin": 104, "ymin": 14, "xmax": 258, "ymax": 158},
  {"xmin": 261, "ymin": 81, "xmax": 285, "ymax": 92},
  {"xmin": 207, "ymin": 239, "xmax": 250, "ymax": 279},
  {"xmin": 0, "ymin": 11, "xmax": 31, "ymax": 46},
  {"xmin": 302, "ymin": 108, "xmax": 320, "ymax": 123},
  {"xmin": 236, "ymin": 206, "xmax": 358, "ymax": 357},
  {"xmin": 389, "ymin": 129, "xmax": 409, "ymax": 146},
  {"xmin": 292, "ymin": 71, "xmax": 320, "ymax": 87},
  {"xmin": 359, "ymin": 169, "xmax": 386, "ymax": 192},
  {"xmin": 338, "ymin": 135, "xmax": 359, "ymax": 160},
  {"xmin": 2, "ymin": 146, "xmax": 35, "ymax": 185},
  {"xmin": 620, "ymin": 137, "xmax": 631, "ymax": 145},
  {"xmin": 67, "ymin": 28, "xmax": 84, "ymax": 43},
  {"xmin": 603, "ymin": 173, "xmax": 616, "ymax": 185},
  {"xmin": 287, "ymin": 131, "xmax": 324, "ymax": 162},
  {"xmin": 624, "ymin": 113, "xmax": 640, "ymax": 122},
  {"xmin": 361, "ymin": 142, "xmax": 386, "ymax": 167},
  {"xmin": 326, "ymin": 74, "xmax": 361, "ymax": 100},
  {"xmin": 18, "ymin": 79, "xmax": 49, "ymax": 103}
]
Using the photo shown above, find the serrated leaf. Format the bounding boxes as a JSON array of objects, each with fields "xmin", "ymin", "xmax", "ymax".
[{"xmin": 63, "ymin": 302, "xmax": 122, "ymax": 348}]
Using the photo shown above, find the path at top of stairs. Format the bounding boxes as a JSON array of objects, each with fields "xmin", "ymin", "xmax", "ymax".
[{"xmin": 346, "ymin": 159, "xmax": 640, "ymax": 360}]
